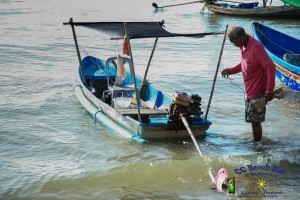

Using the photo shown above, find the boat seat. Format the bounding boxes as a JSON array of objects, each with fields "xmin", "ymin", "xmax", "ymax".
[
  {"xmin": 116, "ymin": 108, "xmax": 167, "ymax": 123},
  {"xmin": 283, "ymin": 53, "xmax": 300, "ymax": 66},
  {"xmin": 116, "ymin": 108, "xmax": 168, "ymax": 116}
]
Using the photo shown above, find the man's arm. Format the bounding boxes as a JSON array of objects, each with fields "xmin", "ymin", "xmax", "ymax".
[{"xmin": 221, "ymin": 63, "xmax": 242, "ymax": 78}]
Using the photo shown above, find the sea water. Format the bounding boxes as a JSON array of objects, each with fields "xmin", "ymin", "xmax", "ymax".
[{"xmin": 0, "ymin": 0, "xmax": 299, "ymax": 199}]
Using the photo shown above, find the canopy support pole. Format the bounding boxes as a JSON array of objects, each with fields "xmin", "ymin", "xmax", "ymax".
[
  {"xmin": 124, "ymin": 23, "xmax": 142, "ymax": 123},
  {"xmin": 142, "ymin": 37, "xmax": 158, "ymax": 84},
  {"xmin": 69, "ymin": 18, "xmax": 87, "ymax": 86},
  {"xmin": 204, "ymin": 25, "xmax": 228, "ymax": 121}
]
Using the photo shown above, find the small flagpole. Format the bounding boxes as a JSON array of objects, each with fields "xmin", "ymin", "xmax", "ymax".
[{"xmin": 124, "ymin": 23, "xmax": 142, "ymax": 122}]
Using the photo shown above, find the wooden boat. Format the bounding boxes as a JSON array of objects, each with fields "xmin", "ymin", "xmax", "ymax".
[
  {"xmin": 64, "ymin": 19, "xmax": 223, "ymax": 142},
  {"xmin": 205, "ymin": 0, "xmax": 300, "ymax": 18},
  {"xmin": 252, "ymin": 22, "xmax": 300, "ymax": 92}
]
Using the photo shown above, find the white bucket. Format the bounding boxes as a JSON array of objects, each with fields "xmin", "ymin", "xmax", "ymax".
[{"xmin": 113, "ymin": 97, "xmax": 132, "ymax": 109}]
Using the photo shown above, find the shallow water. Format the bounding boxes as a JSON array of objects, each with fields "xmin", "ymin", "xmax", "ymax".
[{"xmin": 0, "ymin": 0, "xmax": 299, "ymax": 199}]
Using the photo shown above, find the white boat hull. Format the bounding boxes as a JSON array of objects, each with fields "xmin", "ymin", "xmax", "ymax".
[{"xmin": 74, "ymin": 81, "xmax": 210, "ymax": 141}]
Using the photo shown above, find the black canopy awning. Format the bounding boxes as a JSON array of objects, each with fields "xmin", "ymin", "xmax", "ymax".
[{"xmin": 63, "ymin": 19, "xmax": 223, "ymax": 39}]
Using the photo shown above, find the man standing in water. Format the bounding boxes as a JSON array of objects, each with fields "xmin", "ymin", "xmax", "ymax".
[{"xmin": 221, "ymin": 26, "xmax": 276, "ymax": 142}]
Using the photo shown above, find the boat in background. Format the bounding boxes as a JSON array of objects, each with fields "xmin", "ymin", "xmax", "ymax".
[
  {"xmin": 205, "ymin": 0, "xmax": 300, "ymax": 18},
  {"xmin": 64, "ymin": 19, "xmax": 223, "ymax": 143},
  {"xmin": 280, "ymin": 0, "xmax": 300, "ymax": 8},
  {"xmin": 252, "ymin": 22, "xmax": 300, "ymax": 92}
]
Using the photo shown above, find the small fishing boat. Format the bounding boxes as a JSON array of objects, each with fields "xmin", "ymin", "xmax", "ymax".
[
  {"xmin": 205, "ymin": 0, "xmax": 300, "ymax": 18},
  {"xmin": 252, "ymin": 22, "xmax": 300, "ymax": 92},
  {"xmin": 64, "ymin": 19, "xmax": 223, "ymax": 143}
]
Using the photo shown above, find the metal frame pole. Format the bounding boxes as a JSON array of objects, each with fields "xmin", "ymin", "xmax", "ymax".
[
  {"xmin": 69, "ymin": 18, "xmax": 87, "ymax": 85},
  {"xmin": 204, "ymin": 25, "xmax": 228, "ymax": 121},
  {"xmin": 142, "ymin": 37, "xmax": 158, "ymax": 84}
]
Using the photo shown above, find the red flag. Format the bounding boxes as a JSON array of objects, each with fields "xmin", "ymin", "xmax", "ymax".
[{"xmin": 123, "ymin": 35, "xmax": 130, "ymax": 56}]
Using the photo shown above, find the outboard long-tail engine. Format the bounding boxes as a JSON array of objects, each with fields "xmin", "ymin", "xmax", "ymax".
[{"xmin": 168, "ymin": 92, "xmax": 202, "ymax": 131}]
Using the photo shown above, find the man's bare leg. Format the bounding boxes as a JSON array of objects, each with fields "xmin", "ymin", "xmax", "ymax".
[{"xmin": 252, "ymin": 122, "xmax": 262, "ymax": 142}]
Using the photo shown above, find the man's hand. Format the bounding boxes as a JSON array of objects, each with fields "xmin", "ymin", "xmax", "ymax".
[
  {"xmin": 221, "ymin": 68, "xmax": 229, "ymax": 78},
  {"xmin": 265, "ymin": 92, "xmax": 274, "ymax": 102}
]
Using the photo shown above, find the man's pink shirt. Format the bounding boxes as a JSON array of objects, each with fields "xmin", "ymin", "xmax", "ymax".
[{"xmin": 228, "ymin": 35, "xmax": 276, "ymax": 99}]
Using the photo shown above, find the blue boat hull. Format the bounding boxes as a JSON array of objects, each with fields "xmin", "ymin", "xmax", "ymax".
[
  {"xmin": 252, "ymin": 22, "xmax": 300, "ymax": 92},
  {"xmin": 275, "ymin": 64, "xmax": 300, "ymax": 92}
]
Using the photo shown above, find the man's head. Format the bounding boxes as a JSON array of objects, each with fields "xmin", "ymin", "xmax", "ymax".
[{"xmin": 228, "ymin": 26, "xmax": 247, "ymax": 48}]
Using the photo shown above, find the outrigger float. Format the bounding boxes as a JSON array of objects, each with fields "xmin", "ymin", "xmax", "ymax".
[{"xmin": 64, "ymin": 18, "xmax": 224, "ymax": 143}]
